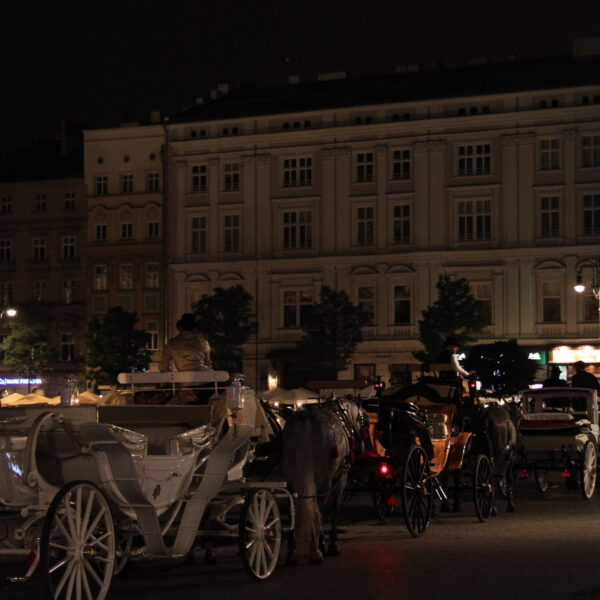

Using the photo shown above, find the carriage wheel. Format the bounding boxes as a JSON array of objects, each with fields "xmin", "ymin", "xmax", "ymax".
[
  {"xmin": 239, "ymin": 489, "xmax": 281, "ymax": 580},
  {"xmin": 401, "ymin": 445, "xmax": 433, "ymax": 537},
  {"xmin": 534, "ymin": 468, "xmax": 550, "ymax": 494},
  {"xmin": 40, "ymin": 481, "xmax": 115, "ymax": 600},
  {"xmin": 473, "ymin": 454, "xmax": 494, "ymax": 522},
  {"xmin": 113, "ymin": 526, "xmax": 134, "ymax": 575},
  {"xmin": 580, "ymin": 441, "xmax": 597, "ymax": 500}
]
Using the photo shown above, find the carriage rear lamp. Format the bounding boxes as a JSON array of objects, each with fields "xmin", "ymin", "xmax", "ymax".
[{"xmin": 380, "ymin": 463, "xmax": 390, "ymax": 476}]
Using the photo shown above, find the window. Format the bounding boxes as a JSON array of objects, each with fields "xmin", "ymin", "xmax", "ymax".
[
  {"xmin": 119, "ymin": 264, "xmax": 133, "ymax": 289},
  {"xmin": 283, "ymin": 210, "xmax": 312, "ymax": 249},
  {"xmin": 224, "ymin": 214, "xmax": 241, "ymax": 252},
  {"xmin": 0, "ymin": 282, "xmax": 11, "ymax": 306},
  {"xmin": 62, "ymin": 236, "xmax": 76, "ymax": 259},
  {"xmin": 1, "ymin": 196, "xmax": 11, "ymax": 214},
  {"xmin": 393, "ymin": 285, "xmax": 411, "ymax": 324},
  {"xmin": 191, "ymin": 216, "xmax": 207, "ymax": 253},
  {"xmin": 95, "ymin": 224, "xmax": 107, "ymax": 241},
  {"xmin": 583, "ymin": 194, "xmax": 600, "ymax": 236},
  {"xmin": 282, "ymin": 290, "xmax": 313, "ymax": 328},
  {"xmin": 143, "ymin": 293, "xmax": 159, "ymax": 313},
  {"xmin": 582, "ymin": 135, "xmax": 600, "ymax": 168},
  {"xmin": 32, "ymin": 238, "xmax": 46, "ymax": 260},
  {"xmin": 33, "ymin": 280, "xmax": 47, "ymax": 301},
  {"xmin": 94, "ymin": 265, "xmax": 107, "ymax": 290},
  {"xmin": 147, "ymin": 171, "xmax": 160, "ymax": 192},
  {"xmin": 539, "ymin": 138, "xmax": 560, "ymax": 170},
  {"xmin": 542, "ymin": 281, "xmax": 561, "ymax": 323},
  {"xmin": 96, "ymin": 176, "xmax": 108, "ymax": 195},
  {"xmin": 392, "ymin": 204, "xmax": 411, "ymax": 244},
  {"xmin": 64, "ymin": 192, "xmax": 76, "ymax": 210},
  {"xmin": 224, "ymin": 162, "xmax": 240, "ymax": 191},
  {"xmin": 473, "ymin": 283, "xmax": 492, "ymax": 323},
  {"xmin": 63, "ymin": 280, "xmax": 76, "ymax": 304},
  {"xmin": 0, "ymin": 239, "xmax": 11, "ymax": 261},
  {"xmin": 121, "ymin": 174, "xmax": 133, "ymax": 193},
  {"xmin": 458, "ymin": 200, "xmax": 491, "ymax": 241},
  {"xmin": 283, "ymin": 157, "xmax": 312, "ymax": 187},
  {"xmin": 457, "ymin": 144, "xmax": 491, "ymax": 176},
  {"xmin": 583, "ymin": 292, "xmax": 598, "ymax": 323},
  {"xmin": 121, "ymin": 223, "xmax": 133, "ymax": 240},
  {"xmin": 147, "ymin": 221, "xmax": 159, "ymax": 239},
  {"xmin": 60, "ymin": 333, "xmax": 75, "ymax": 361},
  {"xmin": 146, "ymin": 321, "xmax": 159, "ymax": 351},
  {"xmin": 91, "ymin": 295, "xmax": 107, "ymax": 314},
  {"xmin": 191, "ymin": 165, "xmax": 207, "ymax": 192},
  {"xmin": 35, "ymin": 194, "xmax": 46, "ymax": 211},
  {"xmin": 358, "ymin": 286, "xmax": 375, "ymax": 326},
  {"xmin": 145, "ymin": 263, "xmax": 159, "ymax": 288},
  {"xmin": 391, "ymin": 149, "xmax": 411, "ymax": 180},
  {"xmin": 356, "ymin": 152, "xmax": 374, "ymax": 182},
  {"xmin": 540, "ymin": 196, "xmax": 560, "ymax": 237},
  {"xmin": 357, "ymin": 206, "xmax": 374, "ymax": 246}
]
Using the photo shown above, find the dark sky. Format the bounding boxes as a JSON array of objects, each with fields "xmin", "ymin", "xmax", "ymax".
[{"xmin": 2, "ymin": 0, "xmax": 600, "ymax": 153}]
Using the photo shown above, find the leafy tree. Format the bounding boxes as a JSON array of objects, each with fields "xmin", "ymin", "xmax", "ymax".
[
  {"xmin": 85, "ymin": 307, "xmax": 151, "ymax": 385},
  {"xmin": 464, "ymin": 339, "xmax": 537, "ymax": 398},
  {"xmin": 296, "ymin": 286, "xmax": 364, "ymax": 380},
  {"xmin": 0, "ymin": 299, "xmax": 54, "ymax": 381},
  {"xmin": 415, "ymin": 274, "xmax": 490, "ymax": 363},
  {"xmin": 192, "ymin": 285, "xmax": 257, "ymax": 373}
]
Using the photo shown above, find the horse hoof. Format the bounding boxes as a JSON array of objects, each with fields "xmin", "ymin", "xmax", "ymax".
[
  {"xmin": 327, "ymin": 547, "xmax": 341, "ymax": 557},
  {"xmin": 453, "ymin": 503, "xmax": 461, "ymax": 513},
  {"xmin": 309, "ymin": 556, "xmax": 324, "ymax": 565},
  {"xmin": 507, "ymin": 503, "xmax": 516, "ymax": 513},
  {"xmin": 440, "ymin": 502, "xmax": 450, "ymax": 513}
]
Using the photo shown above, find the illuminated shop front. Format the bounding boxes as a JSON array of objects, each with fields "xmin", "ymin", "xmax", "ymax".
[{"xmin": 549, "ymin": 345, "xmax": 600, "ymax": 380}]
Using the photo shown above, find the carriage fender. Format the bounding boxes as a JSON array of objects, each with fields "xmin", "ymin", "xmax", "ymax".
[{"xmin": 448, "ymin": 432, "xmax": 472, "ymax": 471}]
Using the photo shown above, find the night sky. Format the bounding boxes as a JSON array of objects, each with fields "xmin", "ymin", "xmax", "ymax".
[{"xmin": 2, "ymin": 0, "xmax": 600, "ymax": 154}]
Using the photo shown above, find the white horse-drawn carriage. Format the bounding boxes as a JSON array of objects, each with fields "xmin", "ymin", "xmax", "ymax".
[
  {"xmin": 0, "ymin": 371, "xmax": 293, "ymax": 599},
  {"xmin": 518, "ymin": 387, "xmax": 599, "ymax": 499}
]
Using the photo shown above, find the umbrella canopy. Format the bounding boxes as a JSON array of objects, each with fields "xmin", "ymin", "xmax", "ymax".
[
  {"xmin": 284, "ymin": 388, "xmax": 320, "ymax": 403},
  {"xmin": 77, "ymin": 391, "xmax": 102, "ymax": 404},
  {"xmin": 0, "ymin": 392, "xmax": 25, "ymax": 406},
  {"xmin": 5, "ymin": 393, "xmax": 60, "ymax": 406}
]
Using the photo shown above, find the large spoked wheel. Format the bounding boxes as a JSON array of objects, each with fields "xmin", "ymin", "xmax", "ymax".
[
  {"xmin": 534, "ymin": 468, "xmax": 550, "ymax": 494},
  {"xmin": 401, "ymin": 445, "xmax": 433, "ymax": 537},
  {"xmin": 40, "ymin": 481, "xmax": 115, "ymax": 600},
  {"xmin": 239, "ymin": 489, "xmax": 281, "ymax": 581},
  {"xmin": 473, "ymin": 454, "xmax": 494, "ymax": 522},
  {"xmin": 580, "ymin": 441, "xmax": 597, "ymax": 500}
]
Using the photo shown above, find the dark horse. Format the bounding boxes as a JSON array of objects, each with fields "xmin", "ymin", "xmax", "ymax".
[{"xmin": 281, "ymin": 397, "xmax": 365, "ymax": 564}]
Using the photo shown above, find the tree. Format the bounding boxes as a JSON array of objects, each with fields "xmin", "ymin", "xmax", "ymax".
[
  {"xmin": 0, "ymin": 299, "xmax": 54, "ymax": 382},
  {"xmin": 296, "ymin": 286, "xmax": 364, "ymax": 380},
  {"xmin": 192, "ymin": 285, "xmax": 257, "ymax": 373},
  {"xmin": 464, "ymin": 339, "xmax": 537, "ymax": 398},
  {"xmin": 415, "ymin": 274, "xmax": 490, "ymax": 363},
  {"xmin": 85, "ymin": 307, "xmax": 151, "ymax": 385}
]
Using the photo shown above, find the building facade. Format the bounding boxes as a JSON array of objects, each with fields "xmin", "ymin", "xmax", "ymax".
[
  {"xmin": 164, "ymin": 52, "xmax": 600, "ymax": 388},
  {"xmin": 0, "ymin": 141, "xmax": 87, "ymax": 394},
  {"xmin": 83, "ymin": 124, "xmax": 166, "ymax": 364}
]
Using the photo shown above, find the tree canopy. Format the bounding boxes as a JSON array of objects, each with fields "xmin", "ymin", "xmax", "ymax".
[
  {"xmin": 0, "ymin": 298, "xmax": 53, "ymax": 379},
  {"xmin": 85, "ymin": 307, "xmax": 151, "ymax": 385},
  {"xmin": 296, "ymin": 285, "xmax": 364, "ymax": 380},
  {"xmin": 191, "ymin": 285, "xmax": 257, "ymax": 373},
  {"xmin": 464, "ymin": 339, "xmax": 537, "ymax": 398},
  {"xmin": 415, "ymin": 274, "xmax": 490, "ymax": 363}
]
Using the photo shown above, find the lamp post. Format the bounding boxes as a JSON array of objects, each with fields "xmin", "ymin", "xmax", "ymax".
[
  {"xmin": 1, "ymin": 308, "xmax": 17, "ymax": 319},
  {"xmin": 574, "ymin": 259, "xmax": 600, "ymax": 325}
]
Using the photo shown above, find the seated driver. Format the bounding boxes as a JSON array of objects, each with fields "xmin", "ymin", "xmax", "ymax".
[
  {"xmin": 159, "ymin": 313, "xmax": 212, "ymax": 373},
  {"xmin": 436, "ymin": 337, "xmax": 476, "ymax": 387}
]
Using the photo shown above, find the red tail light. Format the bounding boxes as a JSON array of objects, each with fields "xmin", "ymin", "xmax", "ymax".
[
  {"xmin": 561, "ymin": 468, "xmax": 571, "ymax": 478},
  {"xmin": 380, "ymin": 463, "xmax": 389, "ymax": 476}
]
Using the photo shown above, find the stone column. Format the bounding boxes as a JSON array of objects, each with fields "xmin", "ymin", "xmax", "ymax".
[
  {"xmin": 335, "ymin": 148, "xmax": 352, "ymax": 252},
  {"xmin": 255, "ymin": 154, "xmax": 271, "ymax": 257},
  {"xmin": 413, "ymin": 142, "xmax": 429, "ymax": 248},
  {"xmin": 501, "ymin": 135, "xmax": 520, "ymax": 245},
  {"xmin": 563, "ymin": 129, "xmax": 578, "ymax": 242},
  {"xmin": 517, "ymin": 133, "xmax": 535, "ymax": 243},
  {"xmin": 321, "ymin": 149, "xmax": 337, "ymax": 254},
  {"xmin": 242, "ymin": 155, "xmax": 257, "ymax": 257},
  {"xmin": 208, "ymin": 158, "xmax": 219, "ymax": 256},
  {"xmin": 375, "ymin": 145, "xmax": 388, "ymax": 252}
]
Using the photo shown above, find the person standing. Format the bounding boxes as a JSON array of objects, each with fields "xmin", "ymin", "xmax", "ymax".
[
  {"xmin": 542, "ymin": 365, "xmax": 567, "ymax": 388},
  {"xmin": 436, "ymin": 337, "xmax": 475, "ymax": 385},
  {"xmin": 159, "ymin": 313, "xmax": 212, "ymax": 372},
  {"xmin": 570, "ymin": 361, "xmax": 599, "ymax": 390}
]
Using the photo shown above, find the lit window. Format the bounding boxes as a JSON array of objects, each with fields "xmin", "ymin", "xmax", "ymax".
[
  {"xmin": 63, "ymin": 280, "xmax": 76, "ymax": 304},
  {"xmin": 119, "ymin": 264, "xmax": 133, "ymax": 289},
  {"xmin": 94, "ymin": 265, "xmax": 107, "ymax": 290},
  {"xmin": 145, "ymin": 263, "xmax": 160, "ymax": 288}
]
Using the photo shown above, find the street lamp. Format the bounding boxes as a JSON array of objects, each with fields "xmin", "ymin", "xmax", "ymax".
[
  {"xmin": 574, "ymin": 260, "xmax": 600, "ymax": 299},
  {"xmin": 0, "ymin": 307, "xmax": 17, "ymax": 319}
]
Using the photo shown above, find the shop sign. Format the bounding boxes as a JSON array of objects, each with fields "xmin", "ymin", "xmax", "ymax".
[
  {"xmin": 550, "ymin": 346, "xmax": 600, "ymax": 364},
  {"xmin": 0, "ymin": 377, "xmax": 43, "ymax": 386},
  {"xmin": 522, "ymin": 348, "xmax": 547, "ymax": 365}
]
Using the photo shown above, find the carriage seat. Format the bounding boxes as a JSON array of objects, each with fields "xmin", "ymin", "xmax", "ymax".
[
  {"xmin": 97, "ymin": 405, "xmax": 212, "ymax": 455},
  {"xmin": 430, "ymin": 413, "xmax": 450, "ymax": 439}
]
